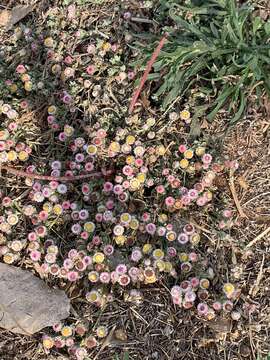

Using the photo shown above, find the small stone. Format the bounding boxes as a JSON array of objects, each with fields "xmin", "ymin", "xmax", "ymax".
[{"xmin": 0, "ymin": 263, "xmax": 70, "ymax": 335}]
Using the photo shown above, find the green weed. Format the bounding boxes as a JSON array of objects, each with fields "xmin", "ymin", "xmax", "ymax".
[{"xmin": 135, "ymin": 0, "xmax": 270, "ymax": 124}]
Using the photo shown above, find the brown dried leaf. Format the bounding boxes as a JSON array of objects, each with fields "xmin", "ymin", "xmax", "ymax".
[
  {"xmin": 2, "ymin": 5, "xmax": 34, "ymax": 31},
  {"xmin": 0, "ymin": 10, "xmax": 11, "ymax": 27},
  {"xmin": 200, "ymin": 118, "xmax": 209, "ymax": 129}
]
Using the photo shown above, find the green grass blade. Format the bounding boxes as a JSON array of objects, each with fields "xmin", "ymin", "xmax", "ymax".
[
  {"xmin": 230, "ymin": 90, "xmax": 247, "ymax": 124},
  {"xmin": 207, "ymin": 86, "xmax": 235, "ymax": 121}
]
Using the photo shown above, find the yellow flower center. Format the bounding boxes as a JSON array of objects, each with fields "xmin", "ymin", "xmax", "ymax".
[
  {"xmin": 180, "ymin": 159, "xmax": 189, "ymax": 169},
  {"xmin": 84, "ymin": 222, "xmax": 95, "ymax": 232},
  {"xmin": 93, "ymin": 252, "xmax": 105, "ymax": 264}
]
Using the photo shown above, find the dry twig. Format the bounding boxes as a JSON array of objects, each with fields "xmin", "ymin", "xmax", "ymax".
[
  {"xmin": 228, "ymin": 168, "xmax": 247, "ymax": 218},
  {"xmin": 245, "ymin": 226, "xmax": 270, "ymax": 249}
]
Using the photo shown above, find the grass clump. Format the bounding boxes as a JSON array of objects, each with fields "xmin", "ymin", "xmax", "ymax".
[{"xmin": 136, "ymin": 0, "xmax": 270, "ymax": 124}]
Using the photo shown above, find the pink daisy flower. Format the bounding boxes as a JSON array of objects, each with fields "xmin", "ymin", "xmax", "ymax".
[
  {"xmin": 178, "ymin": 144, "xmax": 187, "ymax": 153},
  {"xmin": 157, "ymin": 226, "xmax": 166, "ymax": 236},
  {"xmin": 188, "ymin": 189, "xmax": 198, "ymax": 199},
  {"xmin": 115, "ymin": 264, "xmax": 127, "ymax": 274},
  {"xmin": 100, "ymin": 272, "xmax": 111, "ymax": 284},
  {"xmin": 196, "ymin": 197, "xmax": 206, "ymax": 206},
  {"xmin": 202, "ymin": 153, "xmax": 212, "ymax": 164},
  {"xmin": 16, "ymin": 64, "xmax": 26, "ymax": 74},
  {"xmin": 82, "ymin": 183, "xmax": 90, "ymax": 195},
  {"xmin": 58, "ymin": 132, "xmax": 66, "ymax": 141},
  {"xmin": 30, "ymin": 250, "xmax": 41, "ymax": 261},
  {"xmin": 106, "ymin": 200, "xmax": 115, "ymax": 210},
  {"xmin": 156, "ymin": 185, "xmax": 165, "ymax": 194},
  {"xmin": 64, "ymin": 56, "xmax": 73, "ymax": 65},
  {"xmin": 103, "ymin": 244, "xmax": 114, "ymax": 256},
  {"xmin": 167, "ymin": 175, "xmax": 175, "ymax": 183},
  {"xmin": 131, "ymin": 248, "xmax": 142, "ymax": 262},
  {"xmin": 162, "ymin": 168, "xmax": 170, "ymax": 176},
  {"xmin": 177, "ymin": 233, "xmax": 189, "ymax": 245},
  {"xmin": 63, "ymin": 258, "xmax": 74, "ymax": 270},
  {"xmin": 122, "ymin": 165, "xmax": 133, "ymax": 176},
  {"xmin": 142, "ymin": 212, "xmax": 150, "ymax": 222},
  {"xmin": 135, "ymin": 158, "xmax": 143, "ymax": 167},
  {"xmin": 28, "ymin": 232, "xmax": 37, "ymax": 241},
  {"xmin": 165, "ymin": 196, "xmax": 175, "ymax": 207},
  {"xmin": 68, "ymin": 249, "xmax": 78, "ymax": 259},
  {"xmin": 181, "ymin": 195, "xmax": 191, "ymax": 206},
  {"xmin": 85, "ymin": 162, "xmax": 94, "ymax": 172},
  {"xmin": 103, "ymin": 182, "xmax": 113, "ymax": 192},
  {"xmin": 113, "ymin": 185, "xmax": 123, "ymax": 195},
  {"xmin": 86, "ymin": 65, "xmax": 95, "ymax": 75},
  {"xmin": 95, "ymin": 213, "xmax": 103, "ymax": 222},
  {"xmin": 213, "ymin": 301, "xmax": 222, "ymax": 311},
  {"xmin": 167, "ymin": 247, "xmax": 177, "ymax": 257},
  {"xmin": 80, "ymin": 231, "xmax": 89, "ymax": 240},
  {"xmin": 189, "ymin": 252, "xmax": 198, "ymax": 262},
  {"xmin": 128, "ymin": 267, "xmax": 139, "ymax": 279},
  {"xmin": 38, "ymin": 211, "xmax": 48, "ymax": 221},
  {"xmin": 67, "ymin": 271, "xmax": 79, "ymax": 282},
  {"xmin": 145, "ymin": 223, "xmax": 156, "ymax": 235},
  {"xmin": 118, "ymin": 274, "xmax": 130, "ymax": 286},
  {"xmin": 197, "ymin": 302, "xmax": 209, "ymax": 316},
  {"xmin": 62, "ymin": 201, "xmax": 71, "ymax": 210},
  {"xmin": 92, "ymin": 236, "xmax": 101, "ymax": 245},
  {"xmin": 35, "ymin": 225, "xmax": 47, "ymax": 237},
  {"xmin": 190, "ymin": 277, "xmax": 200, "ymax": 288}
]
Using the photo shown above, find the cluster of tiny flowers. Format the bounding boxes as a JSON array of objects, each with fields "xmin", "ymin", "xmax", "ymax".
[
  {"xmin": 0, "ymin": 122, "xmax": 31, "ymax": 164},
  {"xmin": 0, "ymin": 12, "xmax": 241, "ymax": 360},
  {"xmin": 171, "ymin": 280, "xmax": 241, "ymax": 320}
]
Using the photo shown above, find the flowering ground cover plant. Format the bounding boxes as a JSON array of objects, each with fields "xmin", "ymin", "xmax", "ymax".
[{"xmin": 0, "ymin": 1, "xmax": 269, "ymax": 360}]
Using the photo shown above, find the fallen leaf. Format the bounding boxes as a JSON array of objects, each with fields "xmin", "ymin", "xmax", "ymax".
[
  {"xmin": 200, "ymin": 118, "xmax": 209, "ymax": 129},
  {"xmin": 0, "ymin": 10, "xmax": 11, "ymax": 27},
  {"xmin": 1, "ymin": 5, "xmax": 34, "ymax": 31}
]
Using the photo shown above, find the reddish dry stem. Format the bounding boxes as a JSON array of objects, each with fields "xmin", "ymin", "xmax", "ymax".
[
  {"xmin": 129, "ymin": 33, "xmax": 168, "ymax": 114},
  {"xmin": 1, "ymin": 165, "xmax": 114, "ymax": 182}
]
